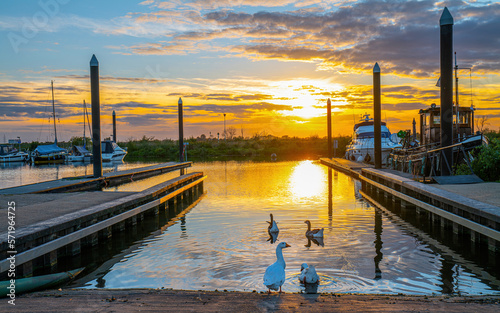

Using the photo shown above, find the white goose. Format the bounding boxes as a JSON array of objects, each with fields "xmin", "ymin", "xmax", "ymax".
[
  {"xmin": 304, "ymin": 220, "xmax": 323, "ymax": 238},
  {"xmin": 263, "ymin": 242, "xmax": 291, "ymax": 293},
  {"xmin": 267, "ymin": 213, "xmax": 279, "ymax": 233},
  {"xmin": 299, "ymin": 263, "xmax": 319, "ymax": 285}
]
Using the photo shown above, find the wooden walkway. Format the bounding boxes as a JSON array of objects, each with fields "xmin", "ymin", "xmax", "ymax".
[
  {"xmin": 320, "ymin": 157, "xmax": 500, "ymax": 251},
  {"xmin": 0, "ymin": 162, "xmax": 192, "ymax": 195},
  {"xmin": 320, "ymin": 157, "xmax": 374, "ymax": 179}
]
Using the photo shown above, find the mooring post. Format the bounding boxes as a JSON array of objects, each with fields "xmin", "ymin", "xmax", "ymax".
[
  {"xmin": 412, "ymin": 118, "xmax": 417, "ymax": 141},
  {"xmin": 178, "ymin": 97, "xmax": 185, "ymax": 175},
  {"xmin": 373, "ymin": 62, "xmax": 382, "ymax": 169},
  {"xmin": 440, "ymin": 7, "xmax": 454, "ymax": 176},
  {"xmin": 112, "ymin": 110, "xmax": 117, "ymax": 142},
  {"xmin": 90, "ymin": 54, "xmax": 102, "ymax": 178},
  {"xmin": 327, "ymin": 98, "xmax": 332, "ymax": 159}
]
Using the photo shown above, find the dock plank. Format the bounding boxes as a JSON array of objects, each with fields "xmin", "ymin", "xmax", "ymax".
[
  {"xmin": 0, "ymin": 192, "xmax": 135, "ymax": 230},
  {"xmin": 0, "ymin": 162, "xmax": 192, "ymax": 195}
]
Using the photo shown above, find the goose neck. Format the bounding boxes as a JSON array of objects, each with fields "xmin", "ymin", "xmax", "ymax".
[{"xmin": 276, "ymin": 246, "xmax": 286, "ymax": 268}]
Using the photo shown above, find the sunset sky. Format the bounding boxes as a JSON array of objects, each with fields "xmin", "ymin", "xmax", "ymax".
[{"xmin": 1, "ymin": 0, "xmax": 499, "ymax": 143}]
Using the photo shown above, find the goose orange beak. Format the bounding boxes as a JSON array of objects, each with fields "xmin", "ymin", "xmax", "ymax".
[{"xmin": 285, "ymin": 243, "xmax": 291, "ymax": 247}]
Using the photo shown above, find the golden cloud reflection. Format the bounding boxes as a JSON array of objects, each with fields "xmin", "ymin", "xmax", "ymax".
[{"xmin": 288, "ymin": 160, "xmax": 326, "ymax": 199}]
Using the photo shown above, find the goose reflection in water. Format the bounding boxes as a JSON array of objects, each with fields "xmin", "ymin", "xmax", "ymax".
[
  {"xmin": 302, "ymin": 283, "xmax": 319, "ymax": 294},
  {"xmin": 267, "ymin": 230, "xmax": 279, "ymax": 244},
  {"xmin": 305, "ymin": 237, "xmax": 324, "ymax": 247}
]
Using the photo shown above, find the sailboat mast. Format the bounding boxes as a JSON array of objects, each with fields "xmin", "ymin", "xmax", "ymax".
[{"xmin": 51, "ymin": 80, "xmax": 58, "ymax": 144}]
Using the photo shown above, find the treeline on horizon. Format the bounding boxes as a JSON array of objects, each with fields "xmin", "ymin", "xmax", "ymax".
[
  {"xmin": 122, "ymin": 134, "xmax": 352, "ymax": 162},
  {"xmin": 18, "ymin": 134, "xmax": 352, "ymax": 162}
]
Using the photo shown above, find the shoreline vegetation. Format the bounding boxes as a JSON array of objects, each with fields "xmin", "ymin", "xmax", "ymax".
[
  {"xmin": 124, "ymin": 135, "xmax": 353, "ymax": 162},
  {"xmin": 17, "ymin": 129, "xmax": 500, "ymax": 182},
  {"xmin": 21, "ymin": 135, "xmax": 352, "ymax": 162}
]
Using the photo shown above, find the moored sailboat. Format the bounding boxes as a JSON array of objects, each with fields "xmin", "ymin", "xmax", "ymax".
[
  {"xmin": 31, "ymin": 81, "xmax": 67, "ymax": 164},
  {"xmin": 67, "ymin": 100, "xmax": 93, "ymax": 162}
]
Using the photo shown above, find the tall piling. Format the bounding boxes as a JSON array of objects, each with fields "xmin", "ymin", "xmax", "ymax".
[
  {"xmin": 373, "ymin": 62, "xmax": 382, "ymax": 169},
  {"xmin": 440, "ymin": 7, "xmax": 454, "ymax": 175},
  {"xmin": 112, "ymin": 110, "xmax": 117, "ymax": 142},
  {"xmin": 90, "ymin": 54, "xmax": 102, "ymax": 178},
  {"xmin": 178, "ymin": 97, "xmax": 184, "ymax": 174},
  {"xmin": 412, "ymin": 118, "xmax": 417, "ymax": 141},
  {"xmin": 327, "ymin": 98, "xmax": 332, "ymax": 159}
]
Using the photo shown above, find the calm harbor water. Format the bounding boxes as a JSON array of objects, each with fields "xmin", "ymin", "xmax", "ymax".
[
  {"xmin": 1, "ymin": 160, "xmax": 499, "ymax": 295},
  {"xmin": 0, "ymin": 161, "xmax": 151, "ymax": 189}
]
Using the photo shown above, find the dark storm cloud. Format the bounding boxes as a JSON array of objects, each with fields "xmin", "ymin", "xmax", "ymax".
[
  {"xmin": 120, "ymin": 113, "xmax": 178, "ymax": 126},
  {"xmin": 197, "ymin": 1, "xmax": 500, "ymax": 76},
  {"xmin": 0, "ymin": 101, "xmax": 74, "ymax": 118}
]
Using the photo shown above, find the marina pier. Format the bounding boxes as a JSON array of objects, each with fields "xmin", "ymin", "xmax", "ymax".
[
  {"xmin": 0, "ymin": 162, "xmax": 205, "ymax": 279},
  {"xmin": 321, "ymin": 158, "xmax": 500, "ymax": 254}
]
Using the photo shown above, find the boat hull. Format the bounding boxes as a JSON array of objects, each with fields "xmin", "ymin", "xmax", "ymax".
[
  {"xmin": 0, "ymin": 268, "xmax": 84, "ymax": 298},
  {"xmin": 345, "ymin": 147, "xmax": 394, "ymax": 165},
  {"xmin": 0, "ymin": 152, "xmax": 29, "ymax": 163},
  {"xmin": 66, "ymin": 155, "xmax": 92, "ymax": 162},
  {"xmin": 31, "ymin": 154, "xmax": 66, "ymax": 164},
  {"xmin": 102, "ymin": 151, "xmax": 126, "ymax": 162}
]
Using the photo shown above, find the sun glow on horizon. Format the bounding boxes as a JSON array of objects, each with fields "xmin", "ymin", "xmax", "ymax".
[{"xmin": 272, "ymin": 79, "xmax": 346, "ymax": 120}]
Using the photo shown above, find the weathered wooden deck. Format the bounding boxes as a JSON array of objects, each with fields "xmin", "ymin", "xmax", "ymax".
[
  {"xmin": 0, "ymin": 162, "xmax": 192, "ymax": 195},
  {"xmin": 320, "ymin": 157, "xmax": 500, "ymax": 252}
]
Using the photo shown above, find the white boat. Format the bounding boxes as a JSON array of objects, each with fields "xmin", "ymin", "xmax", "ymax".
[
  {"xmin": 0, "ymin": 144, "xmax": 29, "ymax": 163},
  {"xmin": 345, "ymin": 114, "xmax": 402, "ymax": 164},
  {"xmin": 101, "ymin": 140, "xmax": 127, "ymax": 162},
  {"xmin": 66, "ymin": 145, "xmax": 92, "ymax": 162}
]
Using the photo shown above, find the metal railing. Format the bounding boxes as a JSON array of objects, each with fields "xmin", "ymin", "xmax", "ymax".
[{"xmin": 388, "ymin": 140, "xmax": 477, "ymax": 181}]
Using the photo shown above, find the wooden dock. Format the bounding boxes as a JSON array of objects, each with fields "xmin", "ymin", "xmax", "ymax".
[
  {"xmin": 0, "ymin": 162, "xmax": 192, "ymax": 194},
  {"xmin": 0, "ymin": 162, "xmax": 205, "ymax": 278},
  {"xmin": 320, "ymin": 158, "xmax": 500, "ymax": 252}
]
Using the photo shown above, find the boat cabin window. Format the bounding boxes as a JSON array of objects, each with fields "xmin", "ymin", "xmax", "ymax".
[
  {"xmin": 432, "ymin": 112, "xmax": 440, "ymax": 125},
  {"xmin": 102, "ymin": 142, "xmax": 113, "ymax": 153},
  {"xmin": 356, "ymin": 131, "xmax": 391, "ymax": 139},
  {"xmin": 459, "ymin": 111, "xmax": 470, "ymax": 124}
]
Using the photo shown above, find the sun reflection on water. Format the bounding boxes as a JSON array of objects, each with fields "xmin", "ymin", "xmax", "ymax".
[{"xmin": 289, "ymin": 160, "xmax": 326, "ymax": 199}]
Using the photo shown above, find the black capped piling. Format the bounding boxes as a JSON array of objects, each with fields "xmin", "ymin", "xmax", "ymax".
[
  {"xmin": 178, "ymin": 97, "xmax": 184, "ymax": 173},
  {"xmin": 373, "ymin": 62, "xmax": 382, "ymax": 169},
  {"xmin": 90, "ymin": 54, "xmax": 102, "ymax": 178},
  {"xmin": 112, "ymin": 110, "xmax": 117, "ymax": 142},
  {"xmin": 327, "ymin": 98, "xmax": 332, "ymax": 159},
  {"xmin": 412, "ymin": 118, "xmax": 417, "ymax": 141},
  {"xmin": 440, "ymin": 7, "xmax": 454, "ymax": 175}
]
